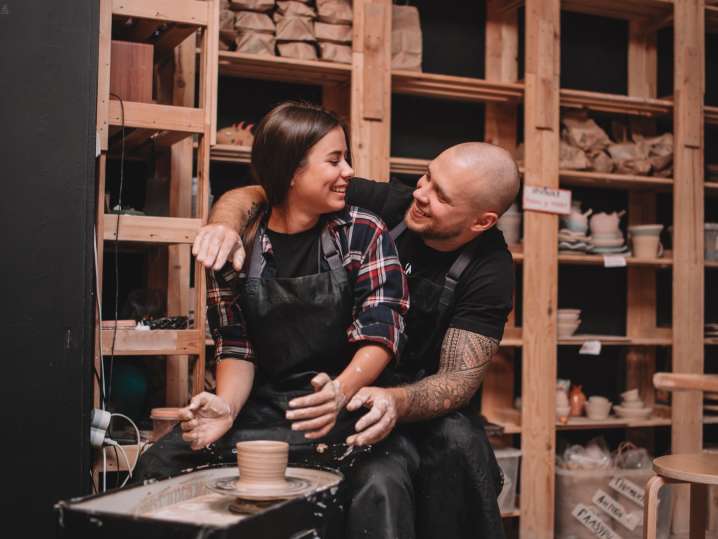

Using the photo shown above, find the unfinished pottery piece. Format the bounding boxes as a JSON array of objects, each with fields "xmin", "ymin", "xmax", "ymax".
[
  {"xmin": 613, "ymin": 405, "xmax": 652, "ymax": 419},
  {"xmin": 150, "ymin": 407, "xmax": 182, "ymax": 442},
  {"xmin": 208, "ymin": 466, "xmax": 340, "ymax": 501}
]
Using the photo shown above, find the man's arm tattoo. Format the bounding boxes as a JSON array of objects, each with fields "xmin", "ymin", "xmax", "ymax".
[{"xmin": 401, "ymin": 328, "xmax": 499, "ymax": 422}]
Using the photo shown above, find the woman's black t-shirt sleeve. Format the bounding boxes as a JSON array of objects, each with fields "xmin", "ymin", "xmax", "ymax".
[{"xmin": 346, "ymin": 177, "xmax": 414, "ymax": 229}]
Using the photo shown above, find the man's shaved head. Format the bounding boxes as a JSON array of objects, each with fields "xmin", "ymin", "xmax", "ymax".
[{"xmin": 441, "ymin": 142, "xmax": 520, "ymax": 216}]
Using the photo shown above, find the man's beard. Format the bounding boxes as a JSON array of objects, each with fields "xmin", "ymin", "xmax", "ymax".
[{"xmin": 404, "ymin": 207, "xmax": 464, "ymax": 241}]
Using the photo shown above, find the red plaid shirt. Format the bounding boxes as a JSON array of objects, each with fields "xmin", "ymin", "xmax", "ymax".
[{"xmin": 206, "ymin": 206, "xmax": 409, "ymax": 363}]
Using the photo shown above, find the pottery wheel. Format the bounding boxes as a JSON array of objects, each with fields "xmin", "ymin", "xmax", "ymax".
[{"xmin": 207, "ymin": 466, "xmax": 342, "ymax": 502}]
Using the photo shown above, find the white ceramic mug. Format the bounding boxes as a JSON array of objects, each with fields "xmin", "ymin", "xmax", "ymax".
[{"xmin": 631, "ymin": 235, "xmax": 664, "ymax": 258}]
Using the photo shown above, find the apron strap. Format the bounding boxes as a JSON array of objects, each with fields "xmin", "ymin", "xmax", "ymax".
[
  {"xmin": 437, "ymin": 239, "xmax": 480, "ymax": 314},
  {"xmin": 247, "ymin": 228, "xmax": 265, "ymax": 279},
  {"xmin": 389, "ymin": 220, "xmax": 408, "ymax": 241},
  {"xmin": 319, "ymin": 225, "xmax": 344, "ymax": 271}
]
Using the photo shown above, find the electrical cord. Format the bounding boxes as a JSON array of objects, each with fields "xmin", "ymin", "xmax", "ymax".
[
  {"xmin": 109, "ymin": 412, "xmax": 142, "ymax": 487},
  {"xmin": 93, "ymin": 227, "xmax": 106, "ymax": 409},
  {"xmin": 107, "ymin": 93, "xmax": 126, "ymax": 408}
]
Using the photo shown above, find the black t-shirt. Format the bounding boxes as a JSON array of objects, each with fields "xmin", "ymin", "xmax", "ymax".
[
  {"xmin": 347, "ymin": 177, "xmax": 514, "ymax": 342},
  {"xmin": 265, "ymin": 224, "xmax": 321, "ymax": 278}
]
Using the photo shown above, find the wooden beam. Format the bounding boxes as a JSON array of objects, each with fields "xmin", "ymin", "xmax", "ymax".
[
  {"xmin": 103, "ymin": 214, "xmax": 201, "ymax": 244},
  {"xmin": 322, "ymin": 83, "xmax": 351, "ymax": 126},
  {"xmin": 101, "ymin": 329, "xmax": 203, "ymax": 355},
  {"xmin": 671, "ymin": 1, "xmax": 705, "ymax": 534},
  {"xmin": 521, "ymin": 0, "xmax": 560, "ymax": 537},
  {"xmin": 108, "ymin": 100, "xmax": 205, "ymax": 134},
  {"xmin": 485, "ymin": 0, "xmax": 519, "ymax": 153},
  {"xmin": 112, "ymin": 0, "xmax": 209, "ymax": 27},
  {"xmin": 218, "ymin": 51, "xmax": 351, "ymax": 85},
  {"xmin": 97, "ymin": 0, "xmax": 113, "ymax": 151},
  {"xmin": 351, "ymin": 0, "xmax": 392, "ymax": 181}
]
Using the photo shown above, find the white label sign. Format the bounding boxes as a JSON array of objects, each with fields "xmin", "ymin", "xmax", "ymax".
[
  {"xmin": 592, "ymin": 489, "xmax": 641, "ymax": 531},
  {"xmin": 572, "ymin": 504, "xmax": 623, "ymax": 539},
  {"xmin": 522, "ymin": 186, "xmax": 572, "ymax": 215},
  {"xmin": 603, "ymin": 255, "xmax": 627, "ymax": 268},
  {"xmin": 579, "ymin": 340, "xmax": 602, "ymax": 356},
  {"xmin": 609, "ymin": 476, "xmax": 646, "ymax": 508}
]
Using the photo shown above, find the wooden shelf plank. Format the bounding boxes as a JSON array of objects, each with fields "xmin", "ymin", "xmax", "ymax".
[
  {"xmin": 706, "ymin": 338, "xmax": 718, "ymax": 345},
  {"xmin": 560, "ymin": 88, "xmax": 672, "ymax": 116},
  {"xmin": 558, "ymin": 335, "xmax": 673, "ymax": 346},
  {"xmin": 705, "ymin": 105, "xmax": 718, "ymax": 124},
  {"xmin": 501, "ymin": 509, "xmax": 521, "ymax": 519},
  {"xmin": 561, "ymin": 0, "xmax": 673, "ymax": 21},
  {"xmin": 389, "ymin": 156, "xmax": 429, "ymax": 176},
  {"xmin": 218, "ymin": 51, "xmax": 351, "ymax": 85},
  {"xmin": 101, "ymin": 329, "xmax": 203, "ymax": 355},
  {"xmin": 706, "ymin": 181, "xmax": 718, "ymax": 196},
  {"xmin": 210, "ymin": 144, "xmax": 252, "ymax": 164},
  {"xmin": 707, "ymin": 260, "xmax": 718, "ymax": 269},
  {"xmin": 559, "ymin": 170, "xmax": 673, "ymax": 190},
  {"xmin": 112, "ymin": 0, "xmax": 209, "ymax": 26},
  {"xmin": 109, "ymin": 100, "xmax": 204, "ymax": 134},
  {"xmin": 103, "ymin": 214, "xmax": 201, "ymax": 244},
  {"xmin": 558, "ymin": 251, "xmax": 674, "ymax": 267},
  {"xmin": 392, "ymin": 70, "xmax": 524, "ymax": 104}
]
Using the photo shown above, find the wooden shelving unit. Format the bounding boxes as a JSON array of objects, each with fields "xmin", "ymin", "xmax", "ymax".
[{"xmin": 94, "ymin": 0, "xmax": 219, "ymax": 422}]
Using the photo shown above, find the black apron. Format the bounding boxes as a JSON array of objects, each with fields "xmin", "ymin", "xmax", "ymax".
[
  {"xmin": 389, "ymin": 221, "xmax": 505, "ymax": 539},
  {"xmin": 233, "ymin": 222, "xmax": 362, "ymax": 447}
]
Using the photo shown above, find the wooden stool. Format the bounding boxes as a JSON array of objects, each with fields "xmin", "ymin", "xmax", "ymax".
[{"xmin": 643, "ymin": 453, "xmax": 718, "ymax": 539}]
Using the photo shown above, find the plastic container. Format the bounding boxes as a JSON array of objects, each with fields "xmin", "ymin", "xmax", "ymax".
[
  {"xmin": 494, "ymin": 447, "xmax": 521, "ymax": 512},
  {"xmin": 150, "ymin": 407, "xmax": 182, "ymax": 442}
]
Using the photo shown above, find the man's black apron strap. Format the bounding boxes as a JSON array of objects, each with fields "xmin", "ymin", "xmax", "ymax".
[{"xmin": 389, "ymin": 220, "xmax": 407, "ymax": 241}]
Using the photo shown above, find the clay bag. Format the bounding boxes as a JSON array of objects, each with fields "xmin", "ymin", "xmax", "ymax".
[
  {"xmin": 276, "ymin": 17, "xmax": 316, "ymax": 42},
  {"xmin": 319, "ymin": 42, "xmax": 352, "ymax": 64},
  {"xmin": 278, "ymin": 41, "xmax": 318, "ymax": 60},
  {"xmin": 560, "ymin": 140, "xmax": 591, "ymax": 170},
  {"xmin": 316, "ymin": 0, "xmax": 353, "ymax": 24},
  {"xmin": 235, "ymin": 11, "xmax": 275, "ymax": 33},
  {"xmin": 607, "ymin": 142, "xmax": 651, "ymax": 176},
  {"xmin": 219, "ymin": 10, "xmax": 237, "ymax": 48},
  {"xmin": 589, "ymin": 150, "xmax": 615, "ymax": 173},
  {"xmin": 635, "ymin": 133, "xmax": 673, "ymax": 173},
  {"xmin": 392, "ymin": 4, "xmax": 422, "ymax": 71},
  {"xmin": 229, "ymin": 0, "xmax": 275, "ymax": 12},
  {"xmin": 562, "ymin": 115, "xmax": 611, "ymax": 153},
  {"xmin": 235, "ymin": 31, "xmax": 276, "ymax": 55},
  {"xmin": 276, "ymin": 0, "xmax": 317, "ymax": 18},
  {"xmin": 315, "ymin": 21, "xmax": 352, "ymax": 44}
]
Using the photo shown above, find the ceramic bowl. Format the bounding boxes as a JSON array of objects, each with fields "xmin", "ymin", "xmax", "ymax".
[
  {"xmin": 591, "ymin": 237, "xmax": 625, "ymax": 248},
  {"xmin": 620, "ymin": 399, "xmax": 645, "ymax": 409},
  {"xmin": 558, "ymin": 309, "xmax": 581, "ymax": 321},
  {"xmin": 585, "ymin": 400, "xmax": 612, "ymax": 413},
  {"xmin": 586, "ymin": 406, "xmax": 612, "ymax": 420},
  {"xmin": 588, "ymin": 396, "xmax": 610, "ymax": 406},
  {"xmin": 613, "ymin": 405, "xmax": 652, "ymax": 419},
  {"xmin": 558, "ymin": 320, "xmax": 581, "ymax": 337},
  {"xmin": 621, "ymin": 388, "xmax": 640, "ymax": 402}
]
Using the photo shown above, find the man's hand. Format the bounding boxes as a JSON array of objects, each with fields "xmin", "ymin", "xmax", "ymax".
[
  {"xmin": 192, "ymin": 224, "xmax": 246, "ymax": 271},
  {"xmin": 287, "ymin": 373, "xmax": 347, "ymax": 440},
  {"xmin": 179, "ymin": 392, "xmax": 234, "ymax": 450},
  {"xmin": 345, "ymin": 387, "xmax": 399, "ymax": 446}
]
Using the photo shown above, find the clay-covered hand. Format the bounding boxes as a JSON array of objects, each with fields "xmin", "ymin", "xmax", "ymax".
[
  {"xmin": 286, "ymin": 373, "xmax": 347, "ymax": 440},
  {"xmin": 345, "ymin": 387, "xmax": 398, "ymax": 446},
  {"xmin": 179, "ymin": 392, "xmax": 234, "ymax": 451},
  {"xmin": 192, "ymin": 223, "xmax": 246, "ymax": 271}
]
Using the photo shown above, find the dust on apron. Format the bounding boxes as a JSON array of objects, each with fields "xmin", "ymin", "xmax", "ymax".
[
  {"xmin": 233, "ymin": 220, "xmax": 361, "ymax": 447},
  {"xmin": 389, "ymin": 221, "xmax": 505, "ymax": 539}
]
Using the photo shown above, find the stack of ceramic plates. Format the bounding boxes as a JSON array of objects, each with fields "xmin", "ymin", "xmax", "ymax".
[
  {"xmin": 558, "ymin": 229, "xmax": 589, "ymax": 253},
  {"xmin": 587, "ymin": 231, "xmax": 629, "ymax": 254},
  {"xmin": 705, "ymin": 323, "xmax": 718, "ymax": 338}
]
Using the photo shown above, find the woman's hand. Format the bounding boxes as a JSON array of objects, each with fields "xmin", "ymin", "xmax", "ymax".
[
  {"xmin": 286, "ymin": 373, "xmax": 347, "ymax": 440},
  {"xmin": 179, "ymin": 392, "xmax": 235, "ymax": 450},
  {"xmin": 192, "ymin": 224, "xmax": 246, "ymax": 271}
]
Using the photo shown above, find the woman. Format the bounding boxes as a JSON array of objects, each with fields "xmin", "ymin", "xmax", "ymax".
[{"xmin": 134, "ymin": 102, "xmax": 409, "ymax": 479}]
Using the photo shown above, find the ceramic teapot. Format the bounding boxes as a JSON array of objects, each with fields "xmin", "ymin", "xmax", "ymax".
[
  {"xmin": 590, "ymin": 210, "xmax": 626, "ymax": 236},
  {"xmin": 563, "ymin": 201, "xmax": 592, "ymax": 232}
]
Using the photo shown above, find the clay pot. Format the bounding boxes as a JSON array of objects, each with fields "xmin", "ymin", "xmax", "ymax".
[
  {"xmin": 150, "ymin": 407, "xmax": 182, "ymax": 442},
  {"xmin": 589, "ymin": 210, "xmax": 625, "ymax": 237},
  {"xmin": 569, "ymin": 385, "xmax": 586, "ymax": 417},
  {"xmin": 236, "ymin": 440, "xmax": 289, "ymax": 488}
]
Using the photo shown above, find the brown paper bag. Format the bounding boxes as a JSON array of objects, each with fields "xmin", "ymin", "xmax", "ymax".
[
  {"xmin": 607, "ymin": 143, "xmax": 651, "ymax": 176},
  {"xmin": 316, "ymin": 0, "xmax": 353, "ymax": 24},
  {"xmin": 229, "ymin": 0, "xmax": 275, "ymax": 12},
  {"xmin": 315, "ymin": 22, "xmax": 352, "ymax": 44},
  {"xmin": 219, "ymin": 9, "xmax": 237, "ymax": 48},
  {"xmin": 276, "ymin": 0, "xmax": 317, "ymax": 18},
  {"xmin": 392, "ymin": 5, "xmax": 422, "ymax": 71},
  {"xmin": 635, "ymin": 133, "xmax": 673, "ymax": 173},
  {"xmin": 276, "ymin": 17, "xmax": 316, "ymax": 42},
  {"xmin": 235, "ymin": 31, "xmax": 276, "ymax": 55},
  {"xmin": 278, "ymin": 41, "xmax": 318, "ymax": 60},
  {"xmin": 560, "ymin": 141, "xmax": 591, "ymax": 170},
  {"xmin": 589, "ymin": 151, "xmax": 615, "ymax": 173},
  {"xmin": 235, "ymin": 11, "xmax": 275, "ymax": 32},
  {"xmin": 319, "ymin": 42, "xmax": 352, "ymax": 64},
  {"xmin": 562, "ymin": 115, "xmax": 611, "ymax": 153}
]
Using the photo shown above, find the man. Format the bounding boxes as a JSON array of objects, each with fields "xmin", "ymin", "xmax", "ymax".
[{"xmin": 194, "ymin": 142, "xmax": 520, "ymax": 539}]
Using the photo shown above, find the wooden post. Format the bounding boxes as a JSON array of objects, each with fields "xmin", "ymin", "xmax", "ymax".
[
  {"xmin": 351, "ymin": 0, "xmax": 391, "ymax": 181},
  {"xmin": 521, "ymin": 0, "xmax": 560, "ymax": 537},
  {"xmin": 625, "ymin": 20, "xmax": 659, "ymax": 449},
  {"xmin": 671, "ymin": 0, "xmax": 705, "ymax": 534}
]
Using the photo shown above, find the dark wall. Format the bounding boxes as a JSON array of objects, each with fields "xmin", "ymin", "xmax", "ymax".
[{"xmin": 0, "ymin": 1, "xmax": 97, "ymax": 535}]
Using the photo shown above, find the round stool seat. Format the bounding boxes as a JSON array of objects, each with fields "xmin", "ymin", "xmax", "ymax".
[{"xmin": 653, "ymin": 453, "xmax": 718, "ymax": 485}]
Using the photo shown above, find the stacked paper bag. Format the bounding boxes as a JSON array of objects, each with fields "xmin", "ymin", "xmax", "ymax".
[
  {"xmin": 316, "ymin": 0, "xmax": 352, "ymax": 63},
  {"xmin": 231, "ymin": 0, "xmax": 276, "ymax": 55},
  {"xmin": 275, "ymin": 1, "xmax": 317, "ymax": 60}
]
